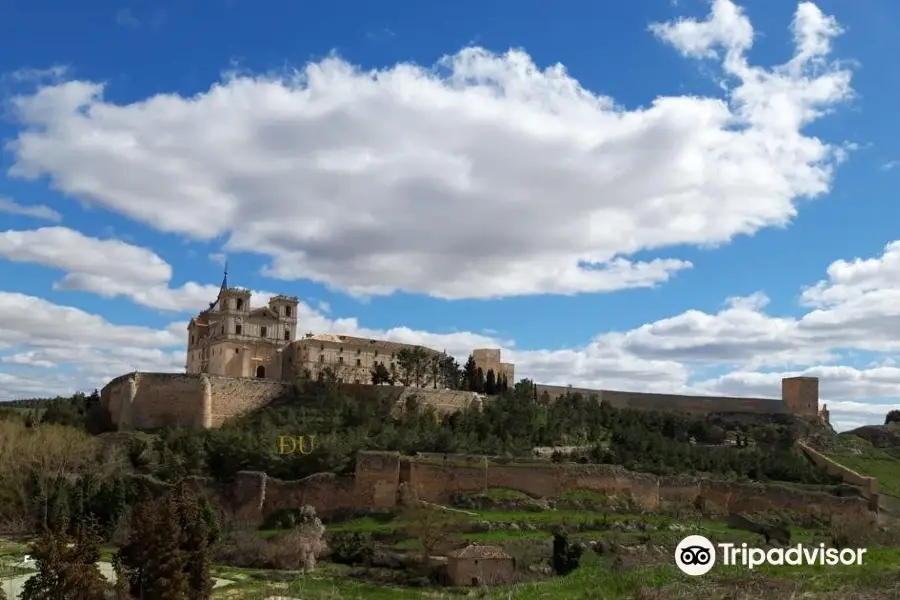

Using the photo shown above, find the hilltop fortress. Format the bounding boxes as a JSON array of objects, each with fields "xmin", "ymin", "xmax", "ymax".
[{"xmin": 101, "ymin": 275, "xmax": 831, "ymax": 430}]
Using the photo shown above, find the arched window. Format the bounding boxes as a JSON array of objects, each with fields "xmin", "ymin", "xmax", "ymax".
[{"xmin": 256, "ymin": 365, "xmax": 266, "ymax": 378}]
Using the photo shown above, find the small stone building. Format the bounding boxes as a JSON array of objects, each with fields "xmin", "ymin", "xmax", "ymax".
[{"xmin": 446, "ymin": 544, "xmax": 514, "ymax": 587}]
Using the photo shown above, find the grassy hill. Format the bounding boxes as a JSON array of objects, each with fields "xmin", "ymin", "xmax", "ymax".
[{"xmin": 823, "ymin": 425, "xmax": 900, "ymax": 500}]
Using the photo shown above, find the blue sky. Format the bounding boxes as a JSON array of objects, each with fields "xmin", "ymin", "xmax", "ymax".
[{"xmin": 1, "ymin": 0, "xmax": 900, "ymax": 431}]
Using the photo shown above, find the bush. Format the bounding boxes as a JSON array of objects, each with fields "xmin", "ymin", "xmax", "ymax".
[{"xmin": 328, "ymin": 532, "xmax": 375, "ymax": 566}]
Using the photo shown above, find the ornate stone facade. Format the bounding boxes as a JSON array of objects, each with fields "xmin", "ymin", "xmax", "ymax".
[{"xmin": 186, "ymin": 269, "xmax": 299, "ymax": 380}]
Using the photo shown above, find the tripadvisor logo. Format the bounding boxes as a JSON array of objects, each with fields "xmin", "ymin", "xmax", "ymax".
[
  {"xmin": 277, "ymin": 435, "xmax": 316, "ymax": 455},
  {"xmin": 675, "ymin": 535, "xmax": 868, "ymax": 576}
]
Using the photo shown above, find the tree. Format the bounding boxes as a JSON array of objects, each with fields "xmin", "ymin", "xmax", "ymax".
[
  {"xmin": 20, "ymin": 518, "xmax": 108, "ymax": 600},
  {"xmin": 474, "ymin": 367, "xmax": 485, "ymax": 394},
  {"xmin": 462, "ymin": 354, "xmax": 478, "ymax": 392},
  {"xmin": 485, "ymin": 369, "xmax": 497, "ymax": 395},
  {"xmin": 370, "ymin": 363, "xmax": 391, "ymax": 386},
  {"xmin": 116, "ymin": 492, "xmax": 190, "ymax": 599},
  {"xmin": 402, "ymin": 504, "xmax": 459, "ymax": 561},
  {"xmin": 886, "ymin": 410, "xmax": 900, "ymax": 425},
  {"xmin": 438, "ymin": 355, "xmax": 462, "ymax": 390},
  {"xmin": 551, "ymin": 531, "xmax": 582, "ymax": 576},
  {"xmin": 175, "ymin": 484, "xmax": 214, "ymax": 600}
]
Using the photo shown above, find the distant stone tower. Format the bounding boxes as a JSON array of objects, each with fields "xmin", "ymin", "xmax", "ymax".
[{"xmin": 781, "ymin": 377, "xmax": 820, "ymax": 419}]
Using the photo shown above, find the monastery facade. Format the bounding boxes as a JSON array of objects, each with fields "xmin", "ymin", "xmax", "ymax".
[{"xmin": 186, "ymin": 271, "xmax": 514, "ymax": 387}]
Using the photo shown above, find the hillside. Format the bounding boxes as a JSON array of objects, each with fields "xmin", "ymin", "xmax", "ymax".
[
  {"xmin": 812, "ymin": 425, "xmax": 900, "ymax": 508},
  {"xmin": 1, "ymin": 382, "xmax": 897, "ymax": 599}
]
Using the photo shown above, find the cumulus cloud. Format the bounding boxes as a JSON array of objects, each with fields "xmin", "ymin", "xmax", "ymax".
[
  {"xmin": 1, "ymin": 1, "xmax": 895, "ymax": 432},
  {"xmin": 5, "ymin": 233, "xmax": 900, "ymax": 430},
  {"xmin": 0, "ymin": 198, "xmax": 61, "ymax": 222},
  {"xmin": 5, "ymin": 1, "xmax": 851, "ymax": 300},
  {"xmin": 0, "ymin": 227, "xmax": 222, "ymax": 312}
]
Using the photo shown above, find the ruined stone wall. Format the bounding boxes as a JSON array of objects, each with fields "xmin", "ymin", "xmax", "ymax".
[
  {"xmin": 399, "ymin": 456, "xmax": 864, "ymax": 517},
  {"xmin": 180, "ymin": 451, "xmax": 872, "ymax": 526},
  {"xmin": 533, "ymin": 384, "xmax": 791, "ymax": 417}
]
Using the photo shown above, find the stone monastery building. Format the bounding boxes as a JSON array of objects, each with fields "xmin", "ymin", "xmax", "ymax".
[{"xmin": 186, "ymin": 268, "xmax": 515, "ymax": 387}]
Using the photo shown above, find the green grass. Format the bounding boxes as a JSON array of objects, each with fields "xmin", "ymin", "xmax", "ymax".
[
  {"xmin": 210, "ymin": 546, "xmax": 900, "ymax": 600},
  {"xmin": 826, "ymin": 435, "xmax": 900, "ymax": 498}
]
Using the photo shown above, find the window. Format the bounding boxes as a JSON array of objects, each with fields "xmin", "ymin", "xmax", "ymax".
[
  {"xmin": 234, "ymin": 348, "xmax": 239, "ymax": 354},
  {"xmin": 390, "ymin": 353, "xmax": 395, "ymax": 359},
  {"xmin": 319, "ymin": 355, "xmax": 324, "ymax": 363},
  {"xmin": 374, "ymin": 350, "xmax": 378, "ymax": 357},
  {"xmin": 284, "ymin": 329, "xmax": 290, "ymax": 341},
  {"xmin": 356, "ymin": 358, "xmax": 361, "ymax": 366},
  {"xmin": 236, "ymin": 298, "xmax": 244, "ymax": 310},
  {"xmin": 339, "ymin": 346, "xmax": 344, "ymax": 354},
  {"xmin": 338, "ymin": 356, "xmax": 344, "ymax": 364},
  {"xmin": 356, "ymin": 348, "xmax": 361, "ymax": 355},
  {"xmin": 235, "ymin": 324, "xmax": 242, "ymax": 335},
  {"xmin": 285, "ymin": 306, "xmax": 292, "ymax": 317},
  {"xmin": 260, "ymin": 326, "xmax": 268, "ymax": 338},
  {"xmin": 355, "ymin": 378, "xmax": 360, "ymax": 384}
]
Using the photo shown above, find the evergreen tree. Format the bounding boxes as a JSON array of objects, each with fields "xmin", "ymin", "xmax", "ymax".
[
  {"xmin": 174, "ymin": 482, "xmax": 214, "ymax": 599},
  {"xmin": 117, "ymin": 493, "xmax": 190, "ymax": 599},
  {"xmin": 551, "ymin": 531, "xmax": 582, "ymax": 576},
  {"xmin": 462, "ymin": 354, "xmax": 478, "ymax": 391},
  {"xmin": 475, "ymin": 367, "xmax": 485, "ymax": 394},
  {"xmin": 20, "ymin": 518, "xmax": 108, "ymax": 600},
  {"xmin": 485, "ymin": 369, "xmax": 496, "ymax": 395}
]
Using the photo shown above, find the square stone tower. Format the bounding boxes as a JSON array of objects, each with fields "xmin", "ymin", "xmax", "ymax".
[{"xmin": 781, "ymin": 376, "xmax": 819, "ymax": 417}]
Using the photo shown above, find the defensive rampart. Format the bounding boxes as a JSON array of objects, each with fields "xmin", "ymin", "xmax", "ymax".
[
  {"xmin": 101, "ymin": 372, "xmax": 483, "ymax": 430},
  {"xmin": 190, "ymin": 451, "xmax": 872, "ymax": 526},
  {"xmin": 100, "ymin": 372, "xmax": 288, "ymax": 429},
  {"xmin": 534, "ymin": 385, "xmax": 791, "ymax": 416}
]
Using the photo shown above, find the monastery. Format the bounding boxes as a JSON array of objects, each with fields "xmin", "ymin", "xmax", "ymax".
[
  {"xmin": 100, "ymin": 269, "xmax": 830, "ymax": 431},
  {"xmin": 186, "ymin": 267, "xmax": 515, "ymax": 386}
]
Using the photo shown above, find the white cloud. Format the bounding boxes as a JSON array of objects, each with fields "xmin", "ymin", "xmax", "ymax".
[
  {"xmin": 1, "ymin": 1, "xmax": 895, "ymax": 432},
  {"xmin": 6, "ymin": 1, "xmax": 851, "ymax": 300},
  {"xmin": 0, "ymin": 227, "xmax": 221, "ymax": 312},
  {"xmin": 0, "ymin": 197, "xmax": 61, "ymax": 222},
  {"xmin": 5, "ymin": 230, "xmax": 900, "ymax": 430}
]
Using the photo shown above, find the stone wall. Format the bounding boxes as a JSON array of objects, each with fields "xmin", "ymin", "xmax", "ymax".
[
  {"xmin": 101, "ymin": 372, "xmax": 209, "ymax": 429},
  {"xmin": 100, "ymin": 372, "xmax": 287, "ymax": 429},
  {"xmin": 798, "ymin": 442, "xmax": 880, "ymax": 510},
  {"xmin": 534, "ymin": 384, "xmax": 791, "ymax": 416},
  {"xmin": 206, "ymin": 375, "xmax": 287, "ymax": 427},
  {"xmin": 192, "ymin": 451, "xmax": 871, "ymax": 526},
  {"xmin": 102, "ymin": 372, "xmax": 485, "ymax": 430}
]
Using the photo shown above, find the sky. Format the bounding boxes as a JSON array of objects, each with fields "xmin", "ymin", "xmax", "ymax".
[{"xmin": 1, "ymin": 0, "xmax": 900, "ymax": 432}]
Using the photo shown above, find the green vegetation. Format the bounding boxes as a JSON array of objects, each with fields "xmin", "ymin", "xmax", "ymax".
[
  {"xmin": 0, "ymin": 380, "xmax": 897, "ymax": 598},
  {"xmin": 824, "ymin": 429, "xmax": 900, "ymax": 498}
]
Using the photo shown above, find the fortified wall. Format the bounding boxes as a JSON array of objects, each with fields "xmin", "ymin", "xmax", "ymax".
[
  {"xmin": 102, "ymin": 371, "xmax": 825, "ymax": 431},
  {"xmin": 534, "ymin": 376, "xmax": 828, "ymax": 423},
  {"xmin": 101, "ymin": 372, "xmax": 484, "ymax": 430},
  {"xmin": 101, "ymin": 372, "xmax": 288, "ymax": 429},
  {"xmin": 193, "ymin": 451, "xmax": 873, "ymax": 526}
]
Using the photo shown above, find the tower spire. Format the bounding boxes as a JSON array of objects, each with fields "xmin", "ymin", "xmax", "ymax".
[{"xmin": 220, "ymin": 261, "xmax": 228, "ymax": 292}]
